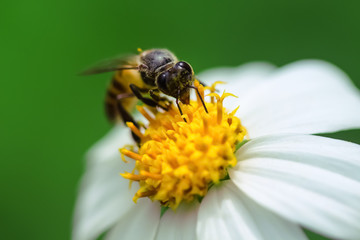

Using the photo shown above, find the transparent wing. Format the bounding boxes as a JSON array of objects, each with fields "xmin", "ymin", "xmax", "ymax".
[{"xmin": 79, "ymin": 54, "xmax": 139, "ymax": 75}]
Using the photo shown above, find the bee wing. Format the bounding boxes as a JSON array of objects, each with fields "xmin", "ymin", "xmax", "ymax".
[{"xmin": 79, "ymin": 54, "xmax": 140, "ymax": 75}]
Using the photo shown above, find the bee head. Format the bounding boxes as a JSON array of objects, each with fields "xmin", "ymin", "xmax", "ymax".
[{"xmin": 156, "ymin": 61, "xmax": 194, "ymax": 103}]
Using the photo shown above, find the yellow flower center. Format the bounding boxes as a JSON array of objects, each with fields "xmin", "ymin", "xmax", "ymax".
[{"xmin": 120, "ymin": 82, "xmax": 247, "ymax": 209}]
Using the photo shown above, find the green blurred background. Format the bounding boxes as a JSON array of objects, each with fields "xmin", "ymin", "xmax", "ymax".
[{"xmin": 1, "ymin": 0, "xmax": 359, "ymax": 239}]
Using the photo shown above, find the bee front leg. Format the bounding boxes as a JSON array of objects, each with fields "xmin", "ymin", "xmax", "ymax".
[
  {"xmin": 149, "ymin": 89, "xmax": 171, "ymax": 110},
  {"xmin": 188, "ymin": 85, "xmax": 208, "ymax": 113},
  {"xmin": 129, "ymin": 84, "xmax": 168, "ymax": 111},
  {"xmin": 176, "ymin": 89, "xmax": 187, "ymax": 123},
  {"xmin": 115, "ymin": 93, "xmax": 141, "ymax": 144}
]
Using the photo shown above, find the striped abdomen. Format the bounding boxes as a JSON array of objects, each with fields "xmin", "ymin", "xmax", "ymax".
[{"xmin": 105, "ymin": 70, "xmax": 143, "ymax": 122}]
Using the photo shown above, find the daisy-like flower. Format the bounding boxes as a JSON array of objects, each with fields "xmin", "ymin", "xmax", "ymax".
[{"xmin": 73, "ymin": 60, "xmax": 360, "ymax": 240}]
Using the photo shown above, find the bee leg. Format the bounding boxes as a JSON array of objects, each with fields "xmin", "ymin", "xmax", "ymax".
[
  {"xmin": 176, "ymin": 90, "xmax": 187, "ymax": 122},
  {"xmin": 149, "ymin": 89, "xmax": 171, "ymax": 109},
  {"xmin": 129, "ymin": 84, "xmax": 168, "ymax": 111},
  {"xmin": 115, "ymin": 93, "xmax": 141, "ymax": 144},
  {"xmin": 188, "ymin": 86, "xmax": 208, "ymax": 113}
]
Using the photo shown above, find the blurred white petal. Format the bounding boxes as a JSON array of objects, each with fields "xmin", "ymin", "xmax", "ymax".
[
  {"xmin": 231, "ymin": 134, "xmax": 360, "ymax": 239},
  {"xmin": 106, "ymin": 198, "xmax": 160, "ymax": 240},
  {"xmin": 199, "ymin": 62, "xmax": 276, "ymax": 103},
  {"xmin": 222, "ymin": 60, "xmax": 360, "ymax": 137},
  {"xmin": 86, "ymin": 125, "xmax": 135, "ymax": 166},
  {"xmin": 73, "ymin": 126, "xmax": 137, "ymax": 240},
  {"xmin": 197, "ymin": 181, "xmax": 307, "ymax": 240},
  {"xmin": 156, "ymin": 203, "xmax": 199, "ymax": 240}
]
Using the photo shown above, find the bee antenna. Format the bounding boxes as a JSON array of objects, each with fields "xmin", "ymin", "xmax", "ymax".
[{"xmin": 188, "ymin": 86, "xmax": 208, "ymax": 113}]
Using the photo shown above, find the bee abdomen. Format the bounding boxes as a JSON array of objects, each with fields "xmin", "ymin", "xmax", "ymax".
[
  {"xmin": 104, "ymin": 74, "xmax": 136, "ymax": 122},
  {"xmin": 105, "ymin": 101, "xmax": 117, "ymax": 122},
  {"xmin": 111, "ymin": 76, "xmax": 126, "ymax": 92}
]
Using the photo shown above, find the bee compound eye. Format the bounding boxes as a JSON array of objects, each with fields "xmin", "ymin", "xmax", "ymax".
[
  {"xmin": 157, "ymin": 71, "xmax": 170, "ymax": 92},
  {"xmin": 176, "ymin": 61, "xmax": 193, "ymax": 73}
]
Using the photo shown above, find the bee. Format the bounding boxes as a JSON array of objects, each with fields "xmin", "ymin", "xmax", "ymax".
[{"xmin": 81, "ymin": 48, "xmax": 207, "ymax": 142}]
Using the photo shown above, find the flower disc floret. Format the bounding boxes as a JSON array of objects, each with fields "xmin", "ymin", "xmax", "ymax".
[{"xmin": 121, "ymin": 85, "xmax": 247, "ymax": 209}]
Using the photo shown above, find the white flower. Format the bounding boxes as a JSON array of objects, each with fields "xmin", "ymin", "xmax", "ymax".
[{"xmin": 73, "ymin": 60, "xmax": 360, "ymax": 240}]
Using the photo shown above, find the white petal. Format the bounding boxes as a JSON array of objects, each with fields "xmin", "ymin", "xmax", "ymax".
[
  {"xmin": 156, "ymin": 203, "xmax": 199, "ymax": 240},
  {"xmin": 231, "ymin": 134, "xmax": 360, "ymax": 239},
  {"xmin": 86, "ymin": 125, "xmax": 135, "ymax": 166},
  {"xmin": 106, "ymin": 198, "xmax": 160, "ymax": 240},
  {"xmin": 197, "ymin": 181, "xmax": 307, "ymax": 240},
  {"xmin": 228, "ymin": 60, "xmax": 360, "ymax": 137},
  {"xmin": 73, "ymin": 126, "xmax": 137, "ymax": 240},
  {"xmin": 198, "ymin": 62, "xmax": 276, "ymax": 103}
]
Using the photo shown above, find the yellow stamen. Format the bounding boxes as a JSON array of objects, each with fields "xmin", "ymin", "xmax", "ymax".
[
  {"xmin": 194, "ymin": 79, "xmax": 200, "ymax": 88},
  {"xmin": 230, "ymin": 106, "xmax": 240, "ymax": 116},
  {"xmin": 207, "ymin": 92, "xmax": 238, "ymax": 124},
  {"xmin": 120, "ymin": 86, "xmax": 247, "ymax": 210},
  {"xmin": 203, "ymin": 116, "xmax": 209, "ymax": 134},
  {"xmin": 136, "ymin": 190, "xmax": 157, "ymax": 198},
  {"xmin": 136, "ymin": 105, "xmax": 155, "ymax": 124},
  {"xmin": 194, "ymin": 80, "xmax": 205, "ymax": 106},
  {"xmin": 126, "ymin": 122, "xmax": 143, "ymax": 139},
  {"xmin": 140, "ymin": 171, "xmax": 163, "ymax": 180},
  {"xmin": 120, "ymin": 148, "xmax": 142, "ymax": 161},
  {"xmin": 120, "ymin": 172, "xmax": 147, "ymax": 181},
  {"xmin": 205, "ymin": 81, "xmax": 226, "ymax": 103},
  {"xmin": 207, "ymin": 93, "xmax": 222, "ymax": 124},
  {"xmin": 119, "ymin": 144, "xmax": 134, "ymax": 163}
]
